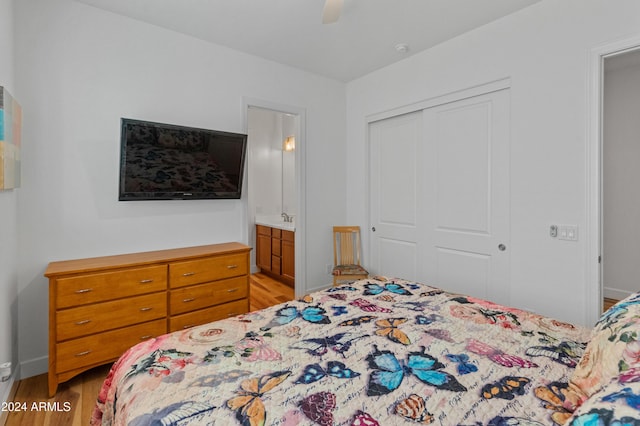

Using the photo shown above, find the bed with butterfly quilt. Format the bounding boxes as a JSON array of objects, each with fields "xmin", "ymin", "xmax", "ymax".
[{"xmin": 91, "ymin": 277, "xmax": 640, "ymax": 425}]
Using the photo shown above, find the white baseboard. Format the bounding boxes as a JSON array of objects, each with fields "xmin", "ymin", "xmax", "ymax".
[
  {"xmin": 19, "ymin": 355, "xmax": 47, "ymax": 380},
  {"xmin": 0, "ymin": 360, "xmax": 19, "ymax": 406},
  {"xmin": 604, "ymin": 286, "xmax": 633, "ymax": 301},
  {"xmin": 306, "ymin": 283, "xmax": 332, "ymax": 294},
  {"xmin": 0, "ymin": 374, "xmax": 15, "ymax": 404},
  {"xmin": 0, "ymin": 375, "xmax": 16, "ymax": 426}
]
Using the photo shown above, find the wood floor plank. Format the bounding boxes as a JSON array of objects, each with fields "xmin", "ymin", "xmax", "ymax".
[
  {"xmin": 249, "ymin": 272, "xmax": 295, "ymax": 311},
  {"xmin": 80, "ymin": 366, "xmax": 109, "ymax": 423},
  {"xmin": 3, "ymin": 273, "xmax": 294, "ymax": 426},
  {"xmin": 604, "ymin": 297, "xmax": 619, "ymax": 312}
]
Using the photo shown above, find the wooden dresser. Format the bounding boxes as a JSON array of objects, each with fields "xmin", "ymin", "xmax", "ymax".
[{"xmin": 45, "ymin": 242, "xmax": 251, "ymax": 397}]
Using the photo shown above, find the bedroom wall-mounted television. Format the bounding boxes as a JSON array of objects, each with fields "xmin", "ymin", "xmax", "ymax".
[{"xmin": 119, "ymin": 118, "xmax": 247, "ymax": 201}]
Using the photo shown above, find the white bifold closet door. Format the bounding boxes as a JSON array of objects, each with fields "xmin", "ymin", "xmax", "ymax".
[{"xmin": 369, "ymin": 88, "xmax": 510, "ymax": 305}]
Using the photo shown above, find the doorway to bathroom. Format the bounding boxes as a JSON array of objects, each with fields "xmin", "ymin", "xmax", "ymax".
[{"xmin": 245, "ymin": 101, "xmax": 304, "ymax": 298}]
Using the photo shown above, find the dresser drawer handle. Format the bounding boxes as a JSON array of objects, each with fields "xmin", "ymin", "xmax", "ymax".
[
  {"xmin": 75, "ymin": 350, "xmax": 91, "ymax": 357},
  {"xmin": 226, "ymin": 265, "xmax": 238, "ymax": 269},
  {"xmin": 75, "ymin": 319, "xmax": 91, "ymax": 325},
  {"xmin": 182, "ymin": 324, "xmax": 195, "ymax": 329},
  {"xmin": 182, "ymin": 272, "xmax": 195, "ymax": 277},
  {"xmin": 182, "ymin": 298, "xmax": 195, "ymax": 303},
  {"xmin": 227, "ymin": 288, "xmax": 238, "ymax": 293},
  {"xmin": 74, "ymin": 288, "xmax": 93, "ymax": 294},
  {"xmin": 139, "ymin": 307, "xmax": 153, "ymax": 312},
  {"xmin": 140, "ymin": 335, "xmax": 153, "ymax": 340},
  {"xmin": 139, "ymin": 279, "xmax": 154, "ymax": 284},
  {"xmin": 227, "ymin": 312, "xmax": 239, "ymax": 317}
]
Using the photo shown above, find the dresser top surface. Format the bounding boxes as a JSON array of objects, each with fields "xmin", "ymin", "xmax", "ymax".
[{"xmin": 45, "ymin": 242, "xmax": 251, "ymax": 277}]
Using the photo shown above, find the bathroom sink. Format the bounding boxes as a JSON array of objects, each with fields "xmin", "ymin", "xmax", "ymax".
[{"xmin": 255, "ymin": 215, "xmax": 295, "ymax": 231}]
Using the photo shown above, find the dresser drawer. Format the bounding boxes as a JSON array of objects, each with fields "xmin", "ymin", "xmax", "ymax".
[
  {"xmin": 56, "ymin": 265, "xmax": 167, "ymax": 308},
  {"xmin": 169, "ymin": 253, "xmax": 248, "ymax": 288},
  {"xmin": 56, "ymin": 292, "xmax": 167, "ymax": 341},
  {"xmin": 169, "ymin": 299, "xmax": 248, "ymax": 332},
  {"xmin": 56, "ymin": 319, "xmax": 166, "ymax": 373},
  {"xmin": 170, "ymin": 276, "xmax": 248, "ymax": 315}
]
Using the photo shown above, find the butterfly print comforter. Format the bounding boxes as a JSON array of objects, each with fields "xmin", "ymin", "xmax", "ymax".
[{"xmin": 91, "ymin": 278, "xmax": 592, "ymax": 425}]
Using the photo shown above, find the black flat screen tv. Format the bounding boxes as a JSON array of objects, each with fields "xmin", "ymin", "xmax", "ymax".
[{"xmin": 119, "ymin": 118, "xmax": 247, "ymax": 201}]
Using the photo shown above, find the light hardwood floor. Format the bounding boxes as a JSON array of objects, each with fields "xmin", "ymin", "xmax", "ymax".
[
  {"xmin": 604, "ymin": 297, "xmax": 619, "ymax": 312},
  {"xmin": 1, "ymin": 273, "xmax": 294, "ymax": 426},
  {"xmin": 249, "ymin": 272, "xmax": 295, "ymax": 311}
]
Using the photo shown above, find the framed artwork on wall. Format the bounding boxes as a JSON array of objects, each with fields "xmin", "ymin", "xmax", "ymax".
[{"xmin": 0, "ymin": 86, "xmax": 22, "ymax": 190}]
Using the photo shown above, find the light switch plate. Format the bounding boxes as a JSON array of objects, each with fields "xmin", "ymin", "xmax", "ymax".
[{"xmin": 558, "ymin": 225, "xmax": 578, "ymax": 241}]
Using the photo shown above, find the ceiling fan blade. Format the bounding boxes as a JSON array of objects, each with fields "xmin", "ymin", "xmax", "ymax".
[{"xmin": 322, "ymin": 0, "xmax": 343, "ymax": 24}]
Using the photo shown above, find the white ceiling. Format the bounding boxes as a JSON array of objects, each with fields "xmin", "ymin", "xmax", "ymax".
[{"xmin": 76, "ymin": 0, "xmax": 541, "ymax": 82}]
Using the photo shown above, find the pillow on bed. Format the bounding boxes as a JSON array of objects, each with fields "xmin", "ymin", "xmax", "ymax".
[
  {"xmin": 565, "ymin": 374, "xmax": 640, "ymax": 425},
  {"xmin": 570, "ymin": 292, "xmax": 640, "ymax": 397}
]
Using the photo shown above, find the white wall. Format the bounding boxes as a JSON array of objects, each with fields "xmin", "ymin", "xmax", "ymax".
[
  {"xmin": 14, "ymin": 0, "xmax": 346, "ymax": 378},
  {"xmin": 603, "ymin": 55, "xmax": 640, "ymax": 300},
  {"xmin": 0, "ymin": 0, "xmax": 17, "ymax": 401},
  {"xmin": 247, "ymin": 107, "xmax": 285, "ymax": 272},
  {"xmin": 346, "ymin": 0, "xmax": 640, "ymax": 327},
  {"xmin": 282, "ymin": 115, "xmax": 297, "ymax": 217},
  {"xmin": 247, "ymin": 109, "xmax": 297, "ymax": 220},
  {"xmin": 248, "ymin": 108, "xmax": 284, "ymax": 219}
]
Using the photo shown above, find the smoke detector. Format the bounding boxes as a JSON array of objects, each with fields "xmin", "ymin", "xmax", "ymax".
[{"xmin": 395, "ymin": 43, "xmax": 410, "ymax": 53}]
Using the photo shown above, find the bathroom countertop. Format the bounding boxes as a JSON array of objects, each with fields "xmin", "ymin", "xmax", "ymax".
[{"xmin": 255, "ymin": 216, "xmax": 295, "ymax": 232}]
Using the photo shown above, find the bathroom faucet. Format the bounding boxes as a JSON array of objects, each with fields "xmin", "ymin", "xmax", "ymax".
[{"xmin": 281, "ymin": 213, "xmax": 293, "ymax": 223}]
